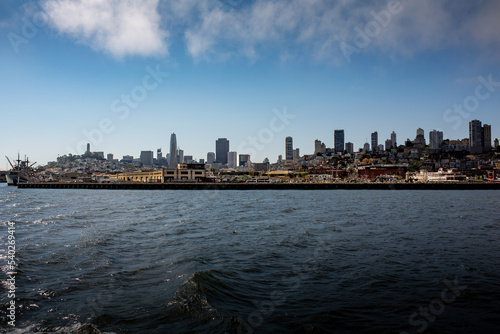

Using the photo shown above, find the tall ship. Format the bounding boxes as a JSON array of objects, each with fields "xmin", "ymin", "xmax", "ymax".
[{"xmin": 5, "ymin": 154, "xmax": 36, "ymax": 186}]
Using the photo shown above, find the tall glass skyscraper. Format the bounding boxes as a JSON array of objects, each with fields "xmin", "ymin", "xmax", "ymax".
[
  {"xmin": 216, "ymin": 138, "xmax": 230, "ymax": 165},
  {"xmin": 169, "ymin": 133, "xmax": 177, "ymax": 168},
  {"xmin": 334, "ymin": 130, "xmax": 344, "ymax": 154}
]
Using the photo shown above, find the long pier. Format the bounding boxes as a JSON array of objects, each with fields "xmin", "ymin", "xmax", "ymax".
[{"xmin": 16, "ymin": 182, "xmax": 500, "ymax": 190}]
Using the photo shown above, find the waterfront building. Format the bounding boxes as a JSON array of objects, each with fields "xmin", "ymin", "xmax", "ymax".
[
  {"xmin": 345, "ymin": 142, "xmax": 354, "ymax": 154},
  {"xmin": 207, "ymin": 152, "xmax": 215, "ymax": 164},
  {"xmin": 239, "ymin": 154, "xmax": 250, "ymax": 167},
  {"xmin": 483, "ymin": 124, "xmax": 492, "ymax": 152},
  {"xmin": 169, "ymin": 133, "xmax": 178, "ymax": 168},
  {"xmin": 469, "ymin": 120, "xmax": 483, "ymax": 154},
  {"xmin": 216, "ymin": 138, "xmax": 230, "ymax": 165},
  {"xmin": 334, "ymin": 130, "xmax": 345, "ymax": 154},
  {"xmin": 118, "ymin": 163, "xmax": 207, "ymax": 182},
  {"xmin": 140, "ymin": 151, "xmax": 154, "ymax": 166},
  {"xmin": 228, "ymin": 151, "xmax": 237, "ymax": 168},
  {"xmin": 371, "ymin": 132, "xmax": 378, "ymax": 152},
  {"xmin": 429, "ymin": 130, "xmax": 444, "ymax": 152},
  {"xmin": 285, "ymin": 136, "xmax": 293, "ymax": 160}
]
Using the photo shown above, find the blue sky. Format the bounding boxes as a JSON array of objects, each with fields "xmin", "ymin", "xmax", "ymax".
[{"xmin": 1, "ymin": 0, "xmax": 500, "ymax": 167}]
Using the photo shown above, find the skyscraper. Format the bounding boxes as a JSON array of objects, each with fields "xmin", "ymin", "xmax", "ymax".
[
  {"xmin": 293, "ymin": 148, "xmax": 300, "ymax": 160},
  {"xmin": 157, "ymin": 148, "xmax": 162, "ymax": 160},
  {"xmin": 334, "ymin": 130, "xmax": 345, "ymax": 154},
  {"xmin": 216, "ymin": 138, "xmax": 230, "ymax": 165},
  {"xmin": 169, "ymin": 133, "xmax": 177, "ymax": 168},
  {"xmin": 429, "ymin": 130, "xmax": 444, "ymax": 151},
  {"xmin": 385, "ymin": 139, "xmax": 392, "ymax": 151},
  {"xmin": 371, "ymin": 132, "xmax": 378, "ymax": 152},
  {"xmin": 207, "ymin": 152, "xmax": 215, "ymax": 164},
  {"xmin": 469, "ymin": 120, "xmax": 483, "ymax": 154},
  {"xmin": 494, "ymin": 138, "xmax": 499, "ymax": 149},
  {"xmin": 86, "ymin": 143, "xmax": 90, "ymax": 153},
  {"xmin": 285, "ymin": 136, "xmax": 293, "ymax": 160},
  {"xmin": 483, "ymin": 124, "xmax": 492, "ymax": 152},
  {"xmin": 228, "ymin": 151, "xmax": 237, "ymax": 168},
  {"xmin": 391, "ymin": 131, "xmax": 397, "ymax": 148},
  {"xmin": 177, "ymin": 149, "xmax": 184, "ymax": 166},
  {"xmin": 414, "ymin": 128, "xmax": 426, "ymax": 145},
  {"xmin": 345, "ymin": 142, "xmax": 354, "ymax": 154}
]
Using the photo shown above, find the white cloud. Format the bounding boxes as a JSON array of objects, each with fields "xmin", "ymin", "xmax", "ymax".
[
  {"xmin": 38, "ymin": 0, "xmax": 500, "ymax": 63},
  {"xmin": 42, "ymin": 0, "xmax": 167, "ymax": 58},
  {"xmin": 174, "ymin": 0, "xmax": 500, "ymax": 64}
]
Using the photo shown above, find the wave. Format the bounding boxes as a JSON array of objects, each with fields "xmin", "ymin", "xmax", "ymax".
[{"xmin": 2, "ymin": 323, "xmax": 114, "ymax": 334}]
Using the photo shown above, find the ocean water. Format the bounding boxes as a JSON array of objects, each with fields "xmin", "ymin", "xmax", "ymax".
[{"xmin": 1, "ymin": 183, "xmax": 500, "ymax": 333}]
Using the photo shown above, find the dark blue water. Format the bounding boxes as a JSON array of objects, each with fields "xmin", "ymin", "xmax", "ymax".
[{"xmin": 1, "ymin": 184, "xmax": 500, "ymax": 333}]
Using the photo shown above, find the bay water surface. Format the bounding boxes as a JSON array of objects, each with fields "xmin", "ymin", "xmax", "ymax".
[{"xmin": 1, "ymin": 184, "xmax": 500, "ymax": 333}]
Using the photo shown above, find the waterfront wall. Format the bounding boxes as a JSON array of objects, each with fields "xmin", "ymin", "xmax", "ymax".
[{"xmin": 17, "ymin": 182, "xmax": 500, "ymax": 190}]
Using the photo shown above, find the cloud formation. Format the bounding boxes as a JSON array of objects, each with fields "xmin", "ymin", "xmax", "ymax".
[
  {"xmin": 42, "ymin": 0, "xmax": 167, "ymax": 58},
  {"xmin": 39, "ymin": 0, "xmax": 500, "ymax": 63}
]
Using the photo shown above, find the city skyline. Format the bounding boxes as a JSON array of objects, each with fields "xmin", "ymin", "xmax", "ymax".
[
  {"xmin": 1, "ymin": 1, "xmax": 500, "ymax": 166},
  {"xmin": 48, "ymin": 119, "xmax": 496, "ymax": 168}
]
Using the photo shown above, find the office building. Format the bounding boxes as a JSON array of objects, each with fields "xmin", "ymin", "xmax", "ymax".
[
  {"xmin": 177, "ymin": 149, "xmax": 184, "ymax": 166},
  {"xmin": 415, "ymin": 128, "xmax": 426, "ymax": 145},
  {"xmin": 216, "ymin": 138, "xmax": 230, "ymax": 165},
  {"xmin": 107, "ymin": 153, "xmax": 113, "ymax": 161},
  {"xmin": 429, "ymin": 130, "xmax": 444, "ymax": 151},
  {"xmin": 363, "ymin": 143, "xmax": 370, "ymax": 152},
  {"xmin": 207, "ymin": 152, "xmax": 215, "ymax": 164},
  {"xmin": 483, "ymin": 124, "xmax": 492, "ymax": 152},
  {"xmin": 157, "ymin": 148, "xmax": 162, "ymax": 160},
  {"xmin": 385, "ymin": 139, "xmax": 392, "ymax": 151},
  {"xmin": 122, "ymin": 155, "xmax": 133, "ymax": 163},
  {"xmin": 140, "ymin": 151, "xmax": 154, "ymax": 166},
  {"xmin": 239, "ymin": 154, "xmax": 250, "ymax": 167},
  {"xmin": 228, "ymin": 151, "xmax": 238, "ymax": 168},
  {"xmin": 371, "ymin": 132, "xmax": 378, "ymax": 152},
  {"xmin": 285, "ymin": 136, "xmax": 293, "ymax": 160},
  {"xmin": 469, "ymin": 120, "xmax": 483, "ymax": 154},
  {"xmin": 293, "ymin": 148, "xmax": 300, "ymax": 160},
  {"xmin": 377, "ymin": 144, "xmax": 384, "ymax": 152},
  {"xmin": 95, "ymin": 152, "xmax": 104, "ymax": 159},
  {"xmin": 494, "ymin": 138, "xmax": 499, "ymax": 149},
  {"xmin": 334, "ymin": 130, "xmax": 345, "ymax": 154},
  {"xmin": 169, "ymin": 133, "xmax": 177, "ymax": 168},
  {"xmin": 345, "ymin": 142, "xmax": 354, "ymax": 154},
  {"xmin": 391, "ymin": 131, "xmax": 397, "ymax": 148},
  {"xmin": 183, "ymin": 155, "xmax": 193, "ymax": 163}
]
